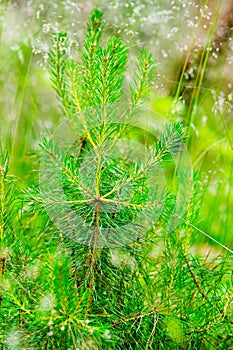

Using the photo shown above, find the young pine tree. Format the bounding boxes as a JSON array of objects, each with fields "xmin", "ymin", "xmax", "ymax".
[{"xmin": 0, "ymin": 9, "xmax": 232, "ymax": 350}]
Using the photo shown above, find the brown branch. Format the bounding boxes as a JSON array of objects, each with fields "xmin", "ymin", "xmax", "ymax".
[
  {"xmin": 183, "ymin": 253, "xmax": 210, "ymax": 303},
  {"xmin": 112, "ymin": 310, "xmax": 156, "ymax": 327}
]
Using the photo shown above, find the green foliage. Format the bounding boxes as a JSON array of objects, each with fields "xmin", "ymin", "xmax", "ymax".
[{"xmin": 0, "ymin": 8, "xmax": 232, "ymax": 350}]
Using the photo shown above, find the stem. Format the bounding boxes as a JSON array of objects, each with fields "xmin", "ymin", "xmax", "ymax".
[
  {"xmin": 0, "ymin": 167, "xmax": 5, "ymax": 241},
  {"xmin": 184, "ymin": 0, "xmax": 222, "ymax": 143},
  {"xmin": 183, "ymin": 253, "xmax": 210, "ymax": 303},
  {"xmin": 0, "ymin": 257, "xmax": 6, "ymax": 305},
  {"xmin": 11, "ymin": 47, "xmax": 33, "ymax": 160},
  {"xmin": 174, "ymin": 0, "xmax": 210, "ymax": 102},
  {"xmin": 86, "ymin": 201, "xmax": 100, "ymax": 313},
  {"xmin": 0, "ymin": 167, "xmax": 5, "ymax": 306}
]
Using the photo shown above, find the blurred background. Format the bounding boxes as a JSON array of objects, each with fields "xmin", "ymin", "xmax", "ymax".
[{"xmin": 0, "ymin": 0, "xmax": 232, "ymax": 250}]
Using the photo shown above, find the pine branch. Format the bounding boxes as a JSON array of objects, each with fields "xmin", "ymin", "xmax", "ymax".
[
  {"xmin": 48, "ymin": 32, "xmax": 73, "ymax": 118},
  {"xmin": 94, "ymin": 37, "xmax": 128, "ymax": 106},
  {"xmin": 81, "ymin": 9, "xmax": 103, "ymax": 105},
  {"xmin": 130, "ymin": 50, "xmax": 157, "ymax": 110}
]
